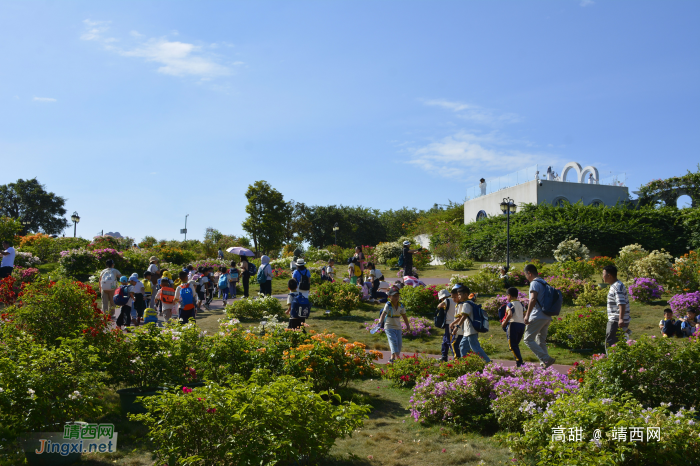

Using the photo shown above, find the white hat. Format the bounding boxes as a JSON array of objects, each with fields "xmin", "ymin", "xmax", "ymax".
[
  {"xmin": 296, "ymin": 258, "xmax": 306, "ymax": 266},
  {"xmin": 129, "ymin": 273, "xmax": 139, "ymax": 282},
  {"xmin": 402, "ymin": 241, "xmax": 411, "ymax": 246},
  {"xmin": 438, "ymin": 289, "xmax": 450, "ymax": 300}
]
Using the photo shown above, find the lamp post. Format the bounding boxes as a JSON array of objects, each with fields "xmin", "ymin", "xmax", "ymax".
[
  {"xmin": 499, "ymin": 198, "xmax": 517, "ymax": 272},
  {"xmin": 70, "ymin": 212, "xmax": 80, "ymax": 238},
  {"xmin": 333, "ymin": 222, "xmax": 339, "ymax": 245},
  {"xmin": 22, "ymin": 219, "xmax": 31, "ymax": 235},
  {"xmin": 181, "ymin": 214, "xmax": 189, "ymax": 241}
]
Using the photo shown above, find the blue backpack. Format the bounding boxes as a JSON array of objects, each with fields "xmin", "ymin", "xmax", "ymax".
[
  {"xmin": 533, "ymin": 278, "xmax": 563, "ymax": 317},
  {"xmin": 113, "ymin": 285, "xmax": 130, "ymax": 306},
  {"xmin": 397, "ymin": 253, "xmax": 405, "ymax": 267},
  {"xmin": 179, "ymin": 285, "xmax": 195, "ymax": 311},
  {"xmin": 290, "ymin": 293, "xmax": 312, "ymax": 319},
  {"xmin": 218, "ymin": 274, "xmax": 229, "ymax": 288},
  {"xmin": 464, "ymin": 300, "xmax": 489, "ymax": 333}
]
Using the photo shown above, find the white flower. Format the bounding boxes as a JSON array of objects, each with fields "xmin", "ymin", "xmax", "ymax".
[
  {"xmin": 27, "ymin": 388, "xmax": 35, "ymax": 395},
  {"xmin": 0, "ymin": 387, "xmax": 3, "ymax": 393}
]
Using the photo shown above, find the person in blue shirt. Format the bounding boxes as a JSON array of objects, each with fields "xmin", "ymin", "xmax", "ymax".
[
  {"xmin": 523, "ymin": 264, "xmax": 556, "ymax": 368},
  {"xmin": 292, "ymin": 258, "xmax": 311, "ymax": 298}
]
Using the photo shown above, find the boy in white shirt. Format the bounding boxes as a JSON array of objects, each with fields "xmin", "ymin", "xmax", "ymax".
[
  {"xmin": 450, "ymin": 284, "xmax": 491, "ymax": 362},
  {"xmin": 326, "ymin": 259, "xmax": 335, "ymax": 282},
  {"xmin": 501, "ymin": 287, "xmax": 526, "ymax": 367},
  {"xmin": 437, "ymin": 288, "xmax": 463, "ymax": 361}
]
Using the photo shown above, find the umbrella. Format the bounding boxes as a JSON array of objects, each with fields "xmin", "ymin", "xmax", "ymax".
[
  {"xmin": 226, "ymin": 247, "xmax": 255, "ymax": 257},
  {"xmin": 403, "ymin": 276, "xmax": 426, "ymax": 288}
]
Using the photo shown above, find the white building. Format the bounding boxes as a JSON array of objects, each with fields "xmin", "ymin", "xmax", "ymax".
[{"xmin": 464, "ymin": 162, "xmax": 629, "ymax": 223}]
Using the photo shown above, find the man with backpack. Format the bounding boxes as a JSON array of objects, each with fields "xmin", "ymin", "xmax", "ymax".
[
  {"xmin": 257, "ymin": 255, "xmax": 273, "ymax": 296},
  {"xmin": 99, "ymin": 259, "xmax": 122, "ymax": 319},
  {"xmin": 400, "ymin": 241, "xmax": 423, "ymax": 279},
  {"xmin": 292, "ymin": 258, "xmax": 312, "ymax": 298},
  {"xmin": 523, "ymin": 264, "xmax": 557, "ymax": 368},
  {"xmin": 450, "ymin": 284, "xmax": 491, "ymax": 362}
]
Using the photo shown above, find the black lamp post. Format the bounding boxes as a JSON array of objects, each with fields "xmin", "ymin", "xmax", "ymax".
[
  {"xmin": 499, "ymin": 198, "xmax": 517, "ymax": 272},
  {"xmin": 70, "ymin": 212, "xmax": 80, "ymax": 238},
  {"xmin": 333, "ymin": 222, "xmax": 339, "ymax": 245}
]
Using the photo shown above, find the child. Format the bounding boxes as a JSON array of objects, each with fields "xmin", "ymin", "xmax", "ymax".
[
  {"xmin": 348, "ymin": 258, "xmax": 358, "ymax": 285},
  {"xmin": 143, "ymin": 271, "xmax": 153, "ymax": 308},
  {"xmin": 155, "ymin": 277, "xmax": 177, "ymax": 321},
  {"xmin": 174, "ymin": 270, "xmax": 197, "ymax": 324},
  {"xmin": 675, "ymin": 308, "xmax": 699, "ymax": 337},
  {"xmin": 367, "ymin": 262, "xmax": 383, "ymax": 300},
  {"xmin": 502, "ymin": 287, "xmax": 526, "ymax": 367},
  {"xmin": 218, "ymin": 266, "xmax": 230, "ymax": 306},
  {"xmin": 325, "ymin": 259, "xmax": 335, "ymax": 282},
  {"xmin": 228, "ymin": 261, "xmax": 239, "ymax": 299},
  {"xmin": 437, "ymin": 287, "xmax": 462, "ymax": 361},
  {"xmin": 203, "ymin": 268, "xmax": 214, "ymax": 309},
  {"xmin": 285, "ymin": 278, "xmax": 309, "ymax": 330},
  {"xmin": 378, "ymin": 287, "xmax": 411, "ymax": 362},
  {"xmin": 129, "ymin": 273, "xmax": 146, "ymax": 327},
  {"xmin": 450, "ymin": 284, "xmax": 490, "ymax": 362},
  {"xmin": 659, "ymin": 308, "xmax": 676, "ymax": 337},
  {"xmin": 115, "ymin": 276, "xmax": 135, "ymax": 328}
]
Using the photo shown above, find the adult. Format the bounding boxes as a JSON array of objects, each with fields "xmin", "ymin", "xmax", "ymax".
[
  {"xmin": 588, "ymin": 173, "xmax": 594, "ymax": 184},
  {"xmin": 546, "ymin": 166, "xmax": 553, "ymax": 181},
  {"xmin": 523, "ymin": 264, "xmax": 556, "ymax": 368},
  {"xmin": 602, "ymin": 265, "xmax": 630, "ymax": 351},
  {"xmin": 147, "ymin": 256, "xmax": 161, "ymax": 308},
  {"xmin": 258, "ymin": 255, "xmax": 273, "ymax": 296},
  {"xmin": 0, "ymin": 241, "xmax": 16, "ymax": 279},
  {"xmin": 479, "ymin": 178, "xmax": 487, "ymax": 196},
  {"xmin": 450, "ymin": 284, "xmax": 491, "ymax": 362},
  {"xmin": 217, "ymin": 248, "xmax": 224, "ymax": 261},
  {"xmin": 401, "ymin": 241, "xmax": 422, "ymax": 279},
  {"xmin": 292, "ymin": 258, "xmax": 311, "ymax": 298},
  {"xmin": 228, "ymin": 260, "xmax": 239, "ymax": 299},
  {"xmin": 353, "ymin": 246, "xmax": 366, "ymax": 284},
  {"xmin": 239, "ymin": 257, "xmax": 251, "ymax": 298},
  {"xmin": 98, "ymin": 259, "xmax": 122, "ymax": 318}
]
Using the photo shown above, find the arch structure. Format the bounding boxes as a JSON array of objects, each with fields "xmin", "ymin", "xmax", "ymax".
[
  {"xmin": 476, "ymin": 210, "xmax": 488, "ymax": 221},
  {"xmin": 561, "ymin": 162, "xmax": 600, "ymax": 184},
  {"xmin": 647, "ymin": 187, "xmax": 698, "ymax": 208}
]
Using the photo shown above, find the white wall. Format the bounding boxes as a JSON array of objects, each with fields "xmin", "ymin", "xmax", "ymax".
[
  {"xmin": 414, "ymin": 234, "xmax": 443, "ymax": 265},
  {"xmin": 464, "ymin": 180, "xmax": 538, "ymax": 223}
]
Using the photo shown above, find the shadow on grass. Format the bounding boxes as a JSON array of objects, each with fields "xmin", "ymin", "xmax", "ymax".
[{"xmin": 336, "ymin": 386, "xmax": 410, "ymax": 420}]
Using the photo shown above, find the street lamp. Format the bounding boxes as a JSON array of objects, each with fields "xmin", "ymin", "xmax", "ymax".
[
  {"xmin": 333, "ymin": 223, "xmax": 339, "ymax": 245},
  {"xmin": 499, "ymin": 198, "xmax": 517, "ymax": 272},
  {"xmin": 70, "ymin": 212, "xmax": 80, "ymax": 238},
  {"xmin": 181, "ymin": 214, "xmax": 189, "ymax": 241}
]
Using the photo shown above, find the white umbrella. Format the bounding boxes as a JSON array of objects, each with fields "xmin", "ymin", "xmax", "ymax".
[{"xmin": 226, "ymin": 247, "xmax": 255, "ymax": 257}]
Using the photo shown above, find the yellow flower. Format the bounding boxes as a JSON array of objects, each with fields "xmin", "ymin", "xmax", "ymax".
[{"xmin": 306, "ymin": 367, "xmax": 313, "ymax": 372}]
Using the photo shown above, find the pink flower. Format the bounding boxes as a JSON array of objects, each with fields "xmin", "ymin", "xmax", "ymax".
[
  {"xmin": 367, "ymin": 455, "xmax": 374, "ymax": 460},
  {"xmin": 638, "ymin": 368, "xmax": 646, "ymax": 373},
  {"xmin": 182, "ymin": 387, "xmax": 193, "ymax": 394},
  {"xmin": 442, "ymin": 449, "xmax": 446, "ymax": 453}
]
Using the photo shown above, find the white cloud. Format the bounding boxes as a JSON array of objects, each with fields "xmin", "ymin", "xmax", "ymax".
[
  {"xmin": 81, "ymin": 19, "xmax": 234, "ymax": 80},
  {"xmin": 580, "ymin": 0, "xmax": 595, "ymax": 6},
  {"xmin": 407, "ymin": 131, "xmax": 555, "ymax": 179},
  {"xmin": 423, "ymin": 99, "xmax": 520, "ymax": 125},
  {"xmin": 33, "ymin": 97, "xmax": 57, "ymax": 102}
]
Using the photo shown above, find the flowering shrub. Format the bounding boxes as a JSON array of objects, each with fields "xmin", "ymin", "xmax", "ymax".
[
  {"xmin": 309, "ymin": 281, "xmax": 361, "ymax": 316},
  {"xmin": 373, "ymin": 241, "xmax": 403, "ymax": 264},
  {"xmin": 190, "ymin": 258, "xmax": 229, "ymax": 270},
  {"xmin": 504, "ymin": 394, "xmax": 700, "ymax": 466},
  {"xmin": 629, "ymin": 249, "xmax": 674, "ymax": 284},
  {"xmin": 444, "ymin": 257, "xmax": 474, "ymax": 270},
  {"xmin": 433, "ymin": 242, "xmax": 465, "ymax": 263},
  {"xmin": 121, "ymin": 248, "xmax": 151, "ymax": 272},
  {"xmin": 669, "ymin": 250, "xmax": 700, "ymax": 293},
  {"xmin": 304, "ymin": 246, "xmax": 335, "ymax": 263},
  {"xmin": 507, "ymin": 269, "xmax": 528, "ymax": 286},
  {"xmin": 490, "ymin": 364, "xmax": 579, "ymax": 432},
  {"xmin": 281, "ymin": 333, "xmax": 381, "ymax": 391},
  {"xmin": 382, "ymin": 353, "xmax": 486, "ymax": 388},
  {"xmin": 0, "ymin": 336, "xmax": 105, "ymax": 434},
  {"xmin": 86, "ymin": 235, "xmax": 121, "ymax": 251},
  {"xmin": 628, "ymin": 277, "xmax": 664, "ymax": 303},
  {"xmin": 364, "ymin": 316, "xmax": 433, "ymax": 338},
  {"xmin": 0, "ymin": 276, "xmax": 19, "ymax": 305},
  {"xmin": 448, "ymin": 268, "xmax": 503, "ymax": 294},
  {"xmin": 57, "ymin": 248, "xmax": 101, "ymax": 278},
  {"xmin": 480, "ymin": 263, "xmax": 502, "ymax": 274},
  {"xmin": 587, "ymin": 255, "xmax": 616, "ymax": 272},
  {"xmin": 615, "ymin": 243, "xmax": 648, "ymax": 281},
  {"xmin": 412, "ymin": 248, "xmax": 433, "ymax": 270},
  {"xmin": 130, "ymin": 376, "xmax": 370, "ymax": 466},
  {"xmin": 482, "ymin": 292, "xmax": 530, "ymax": 319},
  {"xmin": 13, "ymin": 251, "xmax": 40, "ymax": 267},
  {"xmin": 225, "ymin": 295, "xmax": 285, "ymax": 321},
  {"xmin": 572, "ymin": 284, "xmax": 609, "ymax": 306},
  {"xmin": 544, "ymin": 275, "xmax": 589, "ymax": 302},
  {"xmin": 553, "ymin": 260, "xmax": 595, "ymax": 280},
  {"xmin": 580, "ymin": 335, "xmax": 700, "ymax": 409},
  {"xmin": 155, "ymin": 246, "xmax": 197, "ymax": 265},
  {"xmin": 553, "ymin": 238, "xmax": 590, "ymax": 262},
  {"xmin": 398, "ymin": 284, "xmax": 443, "ymax": 316},
  {"xmin": 11, "ymin": 266, "xmax": 39, "ymax": 284},
  {"xmin": 668, "ymin": 291, "xmax": 700, "ymax": 319},
  {"xmin": 547, "ymin": 307, "xmax": 607, "ymax": 350}
]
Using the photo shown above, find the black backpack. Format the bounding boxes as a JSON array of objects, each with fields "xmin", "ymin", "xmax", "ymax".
[
  {"xmin": 247, "ymin": 262, "xmax": 257, "ymax": 274},
  {"xmin": 434, "ymin": 298, "xmax": 450, "ymax": 329},
  {"xmin": 298, "ymin": 269, "xmax": 311, "ymax": 291}
]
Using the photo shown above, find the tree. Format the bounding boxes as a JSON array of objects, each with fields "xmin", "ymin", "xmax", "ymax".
[
  {"xmin": 0, "ymin": 178, "xmax": 68, "ymax": 235},
  {"xmin": 241, "ymin": 181, "xmax": 287, "ymax": 256},
  {"xmin": 0, "ymin": 217, "xmax": 23, "ymax": 244},
  {"xmin": 282, "ymin": 200, "xmax": 312, "ymax": 247}
]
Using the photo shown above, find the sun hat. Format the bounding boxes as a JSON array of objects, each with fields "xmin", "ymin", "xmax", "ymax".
[
  {"xmin": 119, "ymin": 276, "xmax": 128, "ymax": 283},
  {"xmin": 129, "ymin": 273, "xmax": 139, "ymax": 282},
  {"xmin": 402, "ymin": 241, "xmax": 411, "ymax": 246},
  {"xmin": 451, "ymin": 283, "xmax": 466, "ymax": 292},
  {"xmin": 438, "ymin": 289, "xmax": 450, "ymax": 300},
  {"xmin": 387, "ymin": 286, "xmax": 400, "ymax": 296},
  {"xmin": 149, "ymin": 256, "xmax": 159, "ymax": 262},
  {"xmin": 296, "ymin": 258, "xmax": 306, "ymax": 266}
]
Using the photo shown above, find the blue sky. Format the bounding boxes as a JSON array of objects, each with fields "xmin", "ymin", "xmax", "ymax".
[{"xmin": 1, "ymin": 1, "xmax": 698, "ymax": 242}]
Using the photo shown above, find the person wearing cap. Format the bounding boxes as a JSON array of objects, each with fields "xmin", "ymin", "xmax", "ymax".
[
  {"xmin": 450, "ymin": 284, "xmax": 491, "ymax": 362},
  {"xmin": 147, "ymin": 256, "xmax": 161, "ymax": 311},
  {"xmin": 401, "ymin": 241, "xmax": 423, "ymax": 279},
  {"xmin": 129, "ymin": 273, "xmax": 146, "ymax": 326},
  {"xmin": 259, "ymin": 256, "xmax": 274, "ymax": 296},
  {"xmin": 378, "ymin": 287, "xmax": 411, "ymax": 362},
  {"xmin": 115, "ymin": 276, "xmax": 135, "ymax": 328},
  {"xmin": 292, "ymin": 258, "xmax": 312, "ymax": 298},
  {"xmin": 437, "ymin": 287, "xmax": 462, "ymax": 361}
]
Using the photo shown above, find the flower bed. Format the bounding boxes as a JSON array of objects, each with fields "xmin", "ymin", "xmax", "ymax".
[
  {"xmin": 628, "ymin": 277, "xmax": 664, "ymax": 303},
  {"xmin": 543, "ymin": 275, "xmax": 589, "ymax": 302},
  {"xmin": 668, "ymin": 291, "xmax": 700, "ymax": 319},
  {"xmin": 381, "ymin": 353, "xmax": 486, "ymax": 388},
  {"xmin": 364, "ymin": 316, "xmax": 433, "ymax": 338},
  {"xmin": 225, "ymin": 295, "xmax": 285, "ymax": 321}
]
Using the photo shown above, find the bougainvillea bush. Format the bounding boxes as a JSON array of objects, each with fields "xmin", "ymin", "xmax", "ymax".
[
  {"xmin": 364, "ymin": 316, "xmax": 433, "ymax": 338},
  {"xmin": 482, "ymin": 292, "xmax": 530, "ymax": 319},
  {"xmin": 383, "ymin": 353, "xmax": 486, "ymax": 388},
  {"xmin": 131, "ymin": 375, "xmax": 370, "ymax": 466},
  {"xmin": 544, "ymin": 275, "xmax": 589, "ymax": 303},
  {"xmin": 547, "ymin": 307, "xmax": 608, "ymax": 350},
  {"xmin": 668, "ymin": 291, "xmax": 700, "ymax": 319},
  {"xmin": 628, "ymin": 277, "xmax": 664, "ymax": 303},
  {"xmin": 503, "ymin": 394, "xmax": 700, "ymax": 466}
]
